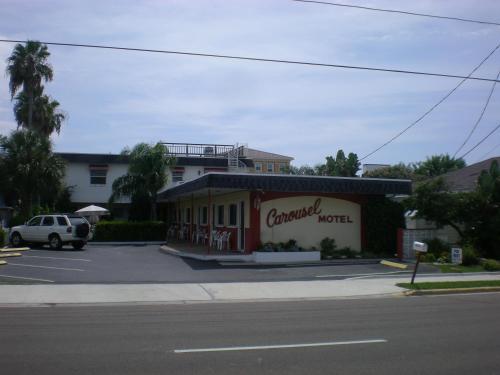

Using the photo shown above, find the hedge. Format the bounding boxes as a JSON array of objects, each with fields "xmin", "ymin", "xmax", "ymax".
[
  {"xmin": 93, "ymin": 221, "xmax": 166, "ymax": 241},
  {"xmin": 0, "ymin": 227, "xmax": 5, "ymax": 247}
]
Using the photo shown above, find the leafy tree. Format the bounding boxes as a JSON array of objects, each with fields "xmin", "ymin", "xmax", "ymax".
[
  {"xmin": 6, "ymin": 41, "xmax": 53, "ymax": 131},
  {"xmin": 287, "ymin": 164, "xmax": 317, "ymax": 175},
  {"xmin": 13, "ymin": 87, "xmax": 65, "ymax": 136},
  {"xmin": 413, "ymin": 154, "xmax": 465, "ymax": 178},
  {"xmin": 0, "ymin": 130, "xmax": 65, "ymax": 217},
  {"xmin": 110, "ymin": 143, "xmax": 174, "ymax": 220},
  {"xmin": 363, "ymin": 162, "xmax": 415, "ymax": 180},
  {"xmin": 324, "ymin": 150, "xmax": 360, "ymax": 177}
]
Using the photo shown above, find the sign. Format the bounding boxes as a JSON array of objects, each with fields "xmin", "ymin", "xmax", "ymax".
[
  {"xmin": 451, "ymin": 247, "xmax": 462, "ymax": 264},
  {"xmin": 413, "ymin": 241, "xmax": 428, "ymax": 253}
]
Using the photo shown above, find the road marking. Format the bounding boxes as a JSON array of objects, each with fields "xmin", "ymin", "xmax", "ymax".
[
  {"xmin": 0, "ymin": 247, "xmax": 29, "ymax": 252},
  {"xmin": 174, "ymin": 339, "xmax": 387, "ymax": 353},
  {"xmin": 0, "ymin": 273, "xmax": 54, "ymax": 282},
  {"xmin": 380, "ymin": 260, "xmax": 408, "ymax": 269},
  {"xmin": 0, "ymin": 253, "xmax": 22, "ymax": 258},
  {"xmin": 316, "ymin": 271, "xmax": 410, "ymax": 278},
  {"xmin": 7, "ymin": 263, "xmax": 84, "ymax": 271},
  {"xmin": 22, "ymin": 255, "xmax": 91, "ymax": 262},
  {"xmin": 0, "ymin": 260, "xmax": 6, "ymax": 265}
]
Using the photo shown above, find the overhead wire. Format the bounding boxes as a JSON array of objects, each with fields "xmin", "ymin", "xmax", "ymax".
[
  {"xmin": 0, "ymin": 38, "xmax": 499, "ymax": 83},
  {"xmin": 292, "ymin": 0, "xmax": 500, "ymax": 27},
  {"xmin": 458, "ymin": 123, "xmax": 500, "ymax": 159},
  {"xmin": 453, "ymin": 69, "xmax": 500, "ymax": 158},
  {"xmin": 359, "ymin": 42, "xmax": 500, "ymax": 161}
]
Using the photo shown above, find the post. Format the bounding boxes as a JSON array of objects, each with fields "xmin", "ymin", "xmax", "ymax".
[
  {"xmin": 190, "ymin": 194, "xmax": 194, "ymax": 244},
  {"xmin": 207, "ymin": 189, "xmax": 211, "ymax": 254},
  {"xmin": 410, "ymin": 251, "xmax": 421, "ymax": 285}
]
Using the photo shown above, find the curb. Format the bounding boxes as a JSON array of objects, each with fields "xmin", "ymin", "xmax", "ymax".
[{"xmin": 403, "ymin": 286, "xmax": 500, "ymax": 296}]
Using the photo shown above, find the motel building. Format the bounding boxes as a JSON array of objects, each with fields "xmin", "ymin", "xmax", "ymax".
[{"xmin": 157, "ymin": 172, "xmax": 411, "ymax": 254}]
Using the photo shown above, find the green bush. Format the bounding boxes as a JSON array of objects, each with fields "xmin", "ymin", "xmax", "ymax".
[
  {"xmin": 320, "ymin": 237, "xmax": 337, "ymax": 259},
  {"xmin": 0, "ymin": 227, "xmax": 5, "ymax": 247},
  {"xmin": 483, "ymin": 259, "xmax": 500, "ymax": 271},
  {"xmin": 437, "ymin": 251, "xmax": 451, "ymax": 263},
  {"xmin": 461, "ymin": 245, "xmax": 479, "ymax": 266},
  {"xmin": 93, "ymin": 221, "xmax": 166, "ymax": 241},
  {"xmin": 422, "ymin": 253, "xmax": 436, "ymax": 263},
  {"xmin": 424, "ymin": 238, "xmax": 451, "ymax": 257}
]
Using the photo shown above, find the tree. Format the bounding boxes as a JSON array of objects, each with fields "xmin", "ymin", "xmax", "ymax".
[
  {"xmin": 363, "ymin": 162, "xmax": 416, "ymax": 180},
  {"xmin": 413, "ymin": 154, "xmax": 465, "ymax": 178},
  {"xmin": 0, "ymin": 130, "xmax": 65, "ymax": 217},
  {"xmin": 13, "ymin": 88, "xmax": 65, "ymax": 136},
  {"xmin": 110, "ymin": 143, "xmax": 174, "ymax": 220},
  {"xmin": 6, "ymin": 41, "xmax": 53, "ymax": 131},
  {"xmin": 324, "ymin": 150, "xmax": 360, "ymax": 177},
  {"xmin": 287, "ymin": 164, "xmax": 317, "ymax": 175}
]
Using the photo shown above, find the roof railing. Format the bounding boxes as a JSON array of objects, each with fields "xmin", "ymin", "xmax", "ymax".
[{"xmin": 160, "ymin": 142, "xmax": 245, "ymax": 158}]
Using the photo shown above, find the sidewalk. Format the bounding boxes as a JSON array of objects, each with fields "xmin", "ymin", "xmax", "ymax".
[{"xmin": 1, "ymin": 273, "xmax": 500, "ymax": 305}]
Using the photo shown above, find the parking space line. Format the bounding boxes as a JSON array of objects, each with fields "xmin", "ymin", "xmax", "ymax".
[
  {"xmin": 7, "ymin": 263, "xmax": 85, "ymax": 272},
  {"xmin": 0, "ymin": 274, "xmax": 54, "ymax": 282},
  {"xmin": 22, "ymin": 255, "xmax": 91, "ymax": 262}
]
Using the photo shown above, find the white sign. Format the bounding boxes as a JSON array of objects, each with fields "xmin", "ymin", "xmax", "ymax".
[
  {"xmin": 413, "ymin": 241, "xmax": 428, "ymax": 253},
  {"xmin": 451, "ymin": 248, "xmax": 462, "ymax": 264}
]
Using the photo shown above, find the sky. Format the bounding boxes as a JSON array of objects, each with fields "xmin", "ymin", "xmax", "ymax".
[{"xmin": 1, "ymin": 0, "xmax": 500, "ymax": 167}]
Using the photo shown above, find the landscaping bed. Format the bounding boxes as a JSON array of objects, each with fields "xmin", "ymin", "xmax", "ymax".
[{"xmin": 397, "ymin": 280, "xmax": 500, "ymax": 290}]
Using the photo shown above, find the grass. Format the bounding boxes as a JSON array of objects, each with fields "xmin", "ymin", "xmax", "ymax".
[
  {"xmin": 437, "ymin": 264, "xmax": 485, "ymax": 273},
  {"xmin": 397, "ymin": 280, "xmax": 500, "ymax": 290}
]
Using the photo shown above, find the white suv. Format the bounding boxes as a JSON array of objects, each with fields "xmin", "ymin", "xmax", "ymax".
[{"xmin": 9, "ymin": 214, "xmax": 91, "ymax": 250}]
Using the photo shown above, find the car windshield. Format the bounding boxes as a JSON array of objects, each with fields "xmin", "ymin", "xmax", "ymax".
[{"xmin": 68, "ymin": 217, "xmax": 88, "ymax": 225}]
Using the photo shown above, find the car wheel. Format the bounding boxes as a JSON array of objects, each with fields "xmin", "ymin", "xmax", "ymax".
[
  {"xmin": 10, "ymin": 232, "xmax": 23, "ymax": 247},
  {"xmin": 48, "ymin": 234, "xmax": 63, "ymax": 250},
  {"xmin": 72, "ymin": 241, "xmax": 85, "ymax": 250}
]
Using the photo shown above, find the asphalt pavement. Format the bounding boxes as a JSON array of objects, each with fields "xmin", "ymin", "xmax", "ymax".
[
  {"xmin": 0, "ymin": 244, "xmax": 438, "ymax": 284},
  {"xmin": 1, "ymin": 293, "xmax": 499, "ymax": 374}
]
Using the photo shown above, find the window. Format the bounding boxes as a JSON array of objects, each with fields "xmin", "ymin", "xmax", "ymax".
[
  {"xmin": 42, "ymin": 216, "xmax": 54, "ymax": 226},
  {"xmin": 27, "ymin": 216, "xmax": 42, "ymax": 226},
  {"xmin": 202, "ymin": 206, "xmax": 208, "ymax": 224},
  {"xmin": 68, "ymin": 217, "xmax": 87, "ymax": 225},
  {"xmin": 217, "ymin": 205, "xmax": 224, "ymax": 226},
  {"xmin": 267, "ymin": 163, "xmax": 274, "ymax": 173},
  {"xmin": 279, "ymin": 163, "xmax": 287, "ymax": 173},
  {"xmin": 57, "ymin": 216, "xmax": 68, "ymax": 226},
  {"xmin": 90, "ymin": 168, "xmax": 107, "ymax": 185},
  {"xmin": 255, "ymin": 163, "xmax": 262, "ymax": 172},
  {"xmin": 172, "ymin": 171, "xmax": 184, "ymax": 183},
  {"xmin": 229, "ymin": 204, "xmax": 237, "ymax": 226},
  {"xmin": 185, "ymin": 208, "xmax": 191, "ymax": 224}
]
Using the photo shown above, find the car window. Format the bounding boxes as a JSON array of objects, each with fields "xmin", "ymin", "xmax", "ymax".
[
  {"xmin": 27, "ymin": 216, "xmax": 42, "ymax": 226},
  {"xmin": 42, "ymin": 216, "xmax": 55, "ymax": 226},
  {"xmin": 68, "ymin": 217, "xmax": 87, "ymax": 225},
  {"xmin": 57, "ymin": 216, "xmax": 68, "ymax": 226}
]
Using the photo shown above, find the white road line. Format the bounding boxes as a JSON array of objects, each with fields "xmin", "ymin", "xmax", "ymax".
[
  {"xmin": 174, "ymin": 339, "xmax": 387, "ymax": 354},
  {"xmin": 316, "ymin": 271, "xmax": 410, "ymax": 278},
  {"xmin": 22, "ymin": 255, "xmax": 91, "ymax": 262},
  {"xmin": 0, "ymin": 274, "xmax": 55, "ymax": 282},
  {"xmin": 7, "ymin": 263, "xmax": 84, "ymax": 272}
]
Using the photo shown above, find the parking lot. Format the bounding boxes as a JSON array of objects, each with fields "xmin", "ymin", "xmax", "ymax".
[{"xmin": 0, "ymin": 244, "xmax": 438, "ymax": 284}]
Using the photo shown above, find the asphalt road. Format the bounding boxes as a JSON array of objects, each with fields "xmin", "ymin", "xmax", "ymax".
[
  {"xmin": 1, "ymin": 293, "xmax": 500, "ymax": 374},
  {"xmin": 0, "ymin": 244, "xmax": 438, "ymax": 284}
]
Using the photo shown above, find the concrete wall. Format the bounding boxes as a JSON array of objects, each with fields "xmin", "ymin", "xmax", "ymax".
[{"xmin": 259, "ymin": 196, "xmax": 361, "ymax": 251}]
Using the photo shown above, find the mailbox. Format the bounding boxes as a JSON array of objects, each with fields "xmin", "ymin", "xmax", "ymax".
[{"xmin": 413, "ymin": 241, "xmax": 428, "ymax": 253}]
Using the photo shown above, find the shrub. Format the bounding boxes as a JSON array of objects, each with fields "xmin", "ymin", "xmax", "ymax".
[
  {"xmin": 461, "ymin": 245, "xmax": 479, "ymax": 266},
  {"xmin": 93, "ymin": 221, "xmax": 166, "ymax": 241},
  {"xmin": 422, "ymin": 253, "xmax": 436, "ymax": 263},
  {"xmin": 437, "ymin": 251, "xmax": 450, "ymax": 263},
  {"xmin": 320, "ymin": 237, "xmax": 337, "ymax": 259},
  {"xmin": 424, "ymin": 238, "xmax": 451, "ymax": 257},
  {"xmin": 0, "ymin": 227, "xmax": 5, "ymax": 247},
  {"xmin": 336, "ymin": 247, "xmax": 357, "ymax": 259},
  {"xmin": 483, "ymin": 259, "xmax": 500, "ymax": 271}
]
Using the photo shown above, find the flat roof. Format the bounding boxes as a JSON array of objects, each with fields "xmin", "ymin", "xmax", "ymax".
[{"xmin": 158, "ymin": 172, "xmax": 412, "ymax": 201}]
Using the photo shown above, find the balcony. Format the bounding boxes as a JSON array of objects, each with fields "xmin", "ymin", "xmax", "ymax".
[{"xmin": 161, "ymin": 142, "xmax": 245, "ymax": 158}]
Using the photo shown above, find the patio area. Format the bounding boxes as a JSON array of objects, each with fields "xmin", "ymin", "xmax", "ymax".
[{"xmin": 161, "ymin": 239, "xmax": 253, "ymax": 262}]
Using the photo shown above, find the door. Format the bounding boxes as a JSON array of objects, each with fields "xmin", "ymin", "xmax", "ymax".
[
  {"xmin": 238, "ymin": 201, "xmax": 245, "ymax": 252},
  {"xmin": 24, "ymin": 216, "xmax": 43, "ymax": 241}
]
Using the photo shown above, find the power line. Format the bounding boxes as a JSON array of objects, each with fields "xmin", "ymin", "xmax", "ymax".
[
  {"xmin": 292, "ymin": 0, "xmax": 500, "ymax": 27},
  {"xmin": 453, "ymin": 69, "xmax": 500, "ymax": 158},
  {"xmin": 458, "ymin": 123, "xmax": 500, "ymax": 159},
  {"xmin": 475, "ymin": 141, "xmax": 500, "ymax": 162},
  {"xmin": 0, "ymin": 38, "xmax": 500, "ymax": 83},
  {"xmin": 359, "ymin": 42, "xmax": 500, "ymax": 161}
]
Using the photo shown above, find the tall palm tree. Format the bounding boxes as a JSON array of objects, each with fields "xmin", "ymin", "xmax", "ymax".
[
  {"xmin": 13, "ymin": 87, "xmax": 66, "ymax": 136},
  {"xmin": 6, "ymin": 41, "xmax": 53, "ymax": 130},
  {"xmin": 110, "ymin": 143, "xmax": 174, "ymax": 220}
]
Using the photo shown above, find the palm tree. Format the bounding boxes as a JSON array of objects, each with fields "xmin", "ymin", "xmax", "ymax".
[
  {"xmin": 110, "ymin": 143, "xmax": 174, "ymax": 220},
  {"xmin": 13, "ymin": 87, "xmax": 66, "ymax": 136},
  {"xmin": 0, "ymin": 130, "xmax": 65, "ymax": 217},
  {"xmin": 6, "ymin": 41, "xmax": 53, "ymax": 130}
]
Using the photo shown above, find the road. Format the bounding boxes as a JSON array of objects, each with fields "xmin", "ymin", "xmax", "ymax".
[
  {"xmin": 1, "ymin": 293, "xmax": 499, "ymax": 374},
  {"xmin": 0, "ymin": 245, "xmax": 438, "ymax": 284}
]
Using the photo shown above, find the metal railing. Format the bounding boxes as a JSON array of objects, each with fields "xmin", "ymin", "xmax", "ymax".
[{"xmin": 161, "ymin": 142, "xmax": 245, "ymax": 158}]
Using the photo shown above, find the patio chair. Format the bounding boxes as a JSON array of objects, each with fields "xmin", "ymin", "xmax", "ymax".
[
  {"xmin": 217, "ymin": 231, "xmax": 228, "ymax": 252},
  {"xmin": 210, "ymin": 230, "xmax": 219, "ymax": 249}
]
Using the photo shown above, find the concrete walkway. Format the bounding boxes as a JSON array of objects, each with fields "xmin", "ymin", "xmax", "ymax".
[{"xmin": 1, "ymin": 273, "xmax": 500, "ymax": 305}]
